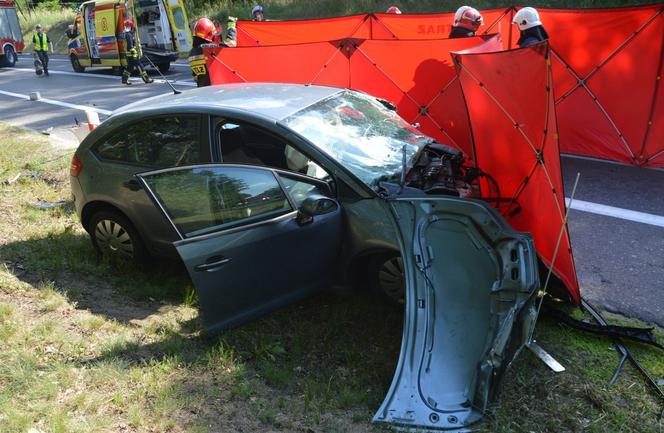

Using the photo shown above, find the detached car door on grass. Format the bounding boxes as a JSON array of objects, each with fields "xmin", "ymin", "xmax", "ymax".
[{"xmin": 137, "ymin": 165, "xmax": 341, "ymax": 332}]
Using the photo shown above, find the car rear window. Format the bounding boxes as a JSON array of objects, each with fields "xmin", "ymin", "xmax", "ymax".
[{"xmin": 94, "ymin": 116, "xmax": 201, "ymax": 167}]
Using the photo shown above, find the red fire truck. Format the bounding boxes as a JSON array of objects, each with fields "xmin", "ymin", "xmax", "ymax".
[{"xmin": 0, "ymin": 0, "xmax": 23, "ymax": 67}]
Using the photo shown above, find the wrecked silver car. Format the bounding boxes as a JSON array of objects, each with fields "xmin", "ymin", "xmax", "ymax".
[{"xmin": 71, "ymin": 83, "xmax": 539, "ymax": 431}]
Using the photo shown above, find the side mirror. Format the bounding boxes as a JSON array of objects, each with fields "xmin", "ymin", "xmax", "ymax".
[{"xmin": 296, "ymin": 194, "xmax": 338, "ymax": 226}]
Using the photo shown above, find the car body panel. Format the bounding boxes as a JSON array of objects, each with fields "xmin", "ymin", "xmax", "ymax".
[
  {"xmin": 137, "ymin": 165, "xmax": 343, "ymax": 332},
  {"xmin": 70, "ymin": 84, "xmax": 543, "ymax": 431},
  {"xmin": 373, "ymin": 196, "xmax": 539, "ymax": 432}
]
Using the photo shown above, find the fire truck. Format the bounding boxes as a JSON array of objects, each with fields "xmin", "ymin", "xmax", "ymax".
[
  {"xmin": 66, "ymin": 0, "xmax": 191, "ymax": 73},
  {"xmin": 0, "ymin": 0, "xmax": 23, "ymax": 67}
]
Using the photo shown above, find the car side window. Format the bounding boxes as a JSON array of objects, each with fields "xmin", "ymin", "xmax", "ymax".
[
  {"xmin": 217, "ymin": 121, "xmax": 329, "ymax": 181},
  {"xmin": 94, "ymin": 116, "xmax": 201, "ymax": 167},
  {"xmin": 278, "ymin": 173, "xmax": 330, "ymax": 208},
  {"xmin": 141, "ymin": 166, "xmax": 292, "ymax": 238}
]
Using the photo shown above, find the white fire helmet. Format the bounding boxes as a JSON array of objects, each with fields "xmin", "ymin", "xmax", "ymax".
[
  {"xmin": 453, "ymin": 6, "xmax": 483, "ymax": 31},
  {"xmin": 512, "ymin": 7, "xmax": 543, "ymax": 31}
]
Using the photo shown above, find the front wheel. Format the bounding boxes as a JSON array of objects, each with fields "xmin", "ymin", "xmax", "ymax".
[
  {"xmin": 1, "ymin": 45, "xmax": 17, "ymax": 67},
  {"xmin": 369, "ymin": 253, "xmax": 405, "ymax": 306},
  {"xmin": 89, "ymin": 210, "xmax": 148, "ymax": 263},
  {"xmin": 70, "ymin": 53, "xmax": 85, "ymax": 73}
]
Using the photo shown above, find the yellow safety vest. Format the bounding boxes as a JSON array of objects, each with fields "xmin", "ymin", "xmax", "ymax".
[{"xmin": 33, "ymin": 33, "xmax": 49, "ymax": 51}]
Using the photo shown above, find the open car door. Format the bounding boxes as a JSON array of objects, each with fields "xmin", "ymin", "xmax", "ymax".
[
  {"xmin": 374, "ymin": 196, "xmax": 539, "ymax": 431},
  {"xmin": 137, "ymin": 165, "xmax": 342, "ymax": 332}
]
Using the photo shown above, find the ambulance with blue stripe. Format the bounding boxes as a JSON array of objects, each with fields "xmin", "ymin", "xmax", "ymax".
[{"xmin": 66, "ymin": 0, "xmax": 191, "ymax": 73}]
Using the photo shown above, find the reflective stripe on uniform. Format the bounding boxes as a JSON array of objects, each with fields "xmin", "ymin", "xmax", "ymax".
[{"xmin": 189, "ymin": 56, "xmax": 208, "ymax": 76}]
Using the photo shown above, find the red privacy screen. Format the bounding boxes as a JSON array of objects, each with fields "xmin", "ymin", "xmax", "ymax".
[
  {"xmin": 235, "ymin": 5, "xmax": 664, "ymax": 167},
  {"xmin": 453, "ymin": 42, "xmax": 579, "ymax": 301}
]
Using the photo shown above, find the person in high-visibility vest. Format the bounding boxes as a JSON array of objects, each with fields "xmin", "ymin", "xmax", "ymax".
[
  {"xmin": 188, "ymin": 17, "xmax": 237, "ymax": 87},
  {"xmin": 33, "ymin": 24, "xmax": 53, "ymax": 76},
  {"xmin": 121, "ymin": 19, "xmax": 153, "ymax": 85}
]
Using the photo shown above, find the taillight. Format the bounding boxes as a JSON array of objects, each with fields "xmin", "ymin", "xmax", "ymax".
[{"xmin": 70, "ymin": 154, "xmax": 83, "ymax": 177}]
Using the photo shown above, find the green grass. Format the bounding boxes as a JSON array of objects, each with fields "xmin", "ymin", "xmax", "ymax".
[{"xmin": 0, "ymin": 122, "xmax": 663, "ymax": 431}]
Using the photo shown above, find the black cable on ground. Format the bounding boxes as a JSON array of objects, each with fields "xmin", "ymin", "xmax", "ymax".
[{"xmin": 544, "ymin": 298, "xmax": 664, "ymax": 419}]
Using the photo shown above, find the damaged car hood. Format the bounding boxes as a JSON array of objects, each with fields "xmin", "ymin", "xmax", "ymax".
[{"xmin": 374, "ymin": 196, "xmax": 539, "ymax": 432}]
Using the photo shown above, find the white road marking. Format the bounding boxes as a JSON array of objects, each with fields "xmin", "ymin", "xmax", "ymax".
[
  {"xmin": 12, "ymin": 67, "xmax": 196, "ymax": 87},
  {"xmin": 566, "ymin": 198, "xmax": 664, "ymax": 228},
  {"xmin": 0, "ymin": 89, "xmax": 113, "ymax": 115}
]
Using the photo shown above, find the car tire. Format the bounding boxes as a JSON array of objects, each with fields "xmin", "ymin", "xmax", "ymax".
[
  {"xmin": 89, "ymin": 210, "xmax": 148, "ymax": 263},
  {"xmin": 70, "ymin": 53, "xmax": 85, "ymax": 72},
  {"xmin": 157, "ymin": 63, "xmax": 170, "ymax": 74},
  {"xmin": 369, "ymin": 253, "xmax": 405, "ymax": 306},
  {"xmin": 1, "ymin": 45, "xmax": 17, "ymax": 67}
]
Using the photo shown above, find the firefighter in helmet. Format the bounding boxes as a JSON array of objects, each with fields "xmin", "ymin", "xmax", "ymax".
[
  {"xmin": 252, "ymin": 5, "xmax": 264, "ymax": 21},
  {"xmin": 449, "ymin": 6, "xmax": 483, "ymax": 38},
  {"xmin": 121, "ymin": 19, "xmax": 153, "ymax": 85},
  {"xmin": 512, "ymin": 7, "xmax": 549, "ymax": 48},
  {"xmin": 188, "ymin": 17, "xmax": 237, "ymax": 87}
]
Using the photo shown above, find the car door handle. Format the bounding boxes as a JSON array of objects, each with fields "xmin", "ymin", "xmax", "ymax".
[
  {"xmin": 194, "ymin": 256, "xmax": 232, "ymax": 272},
  {"xmin": 123, "ymin": 179, "xmax": 142, "ymax": 191}
]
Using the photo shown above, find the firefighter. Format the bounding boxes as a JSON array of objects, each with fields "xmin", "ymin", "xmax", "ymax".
[
  {"xmin": 188, "ymin": 17, "xmax": 237, "ymax": 87},
  {"xmin": 512, "ymin": 7, "xmax": 549, "ymax": 48},
  {"xmin": 252, "ymin": 5, "xmax": 264, "ymax": 21},
  {"xmin": 33, "ymin": 24, "xmax": 53, "ymax": 76},
  {"xmin": 386, "ymin": 6, "xmax": 402, "ymax": 14},
  {"xmin": 449, "ymin": 6, "xmax": 483, "ymax": 38},
  {"xmin": 121, "ymin": 19, "xmax": 153, "ymax": 85}
]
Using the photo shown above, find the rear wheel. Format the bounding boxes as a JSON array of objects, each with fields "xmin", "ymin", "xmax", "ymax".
[
  {"xmin": 70, "ymin": 53, "xmax": 85, "ymax": 72},
  {"xmin": 1, "ymin": 45, "xmax": 17, "ymax": 67},
  {"xmin": 89, "ymin": 210, "xmax": 148, "ymax": 263},
  {"xmin": 369, "ymin": 253, "xmax": 405, "ymax": 306}
]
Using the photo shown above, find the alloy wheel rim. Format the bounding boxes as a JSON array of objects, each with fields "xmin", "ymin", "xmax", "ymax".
[
  {"xmin": 378, "ymin": 256, "xmax": 405, "ymax": 304},
  {"xmin": 94, "ymin": 219, "xmax": 134, "ymax": 258}
]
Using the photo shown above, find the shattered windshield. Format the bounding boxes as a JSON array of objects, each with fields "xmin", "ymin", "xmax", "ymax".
[{"xmin": 283, "ymin": 91, "xmax": 429, "ymax": 190}]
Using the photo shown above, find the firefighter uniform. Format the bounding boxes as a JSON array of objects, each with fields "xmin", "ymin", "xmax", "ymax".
[
  {"xmin": 122, "ymin": 21, "xmax": 153, "ymax": 85},
  {"xmin": 188, "ymin": 17, "xmax": 236, "ymax": 88}
]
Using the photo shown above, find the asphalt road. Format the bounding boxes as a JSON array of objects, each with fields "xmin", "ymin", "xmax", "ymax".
[{"xmin": 1, "ymin": 55, "xmax": 663, "ymax": 326}]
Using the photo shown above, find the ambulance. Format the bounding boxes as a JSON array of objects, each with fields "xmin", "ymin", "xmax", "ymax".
[
  {"xmin": 66, "ymin": 0, "xmax": 191, "ymax": 73},
  {"xmin": 0, "ymin": 0, "xmax": 23, "ymax": 67}
]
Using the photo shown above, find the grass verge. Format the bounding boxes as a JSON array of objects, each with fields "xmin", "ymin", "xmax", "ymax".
[{"xmin": 0, "ymin": 122, "xmax": 662, "ymax": 432}]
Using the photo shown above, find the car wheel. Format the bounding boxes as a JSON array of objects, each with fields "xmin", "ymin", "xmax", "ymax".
[
  {"xmin": 158, "ymin": 63, "xmax": 170, "ymax": 74},
  {"xmin": 70, "ymin": 53, "xmax": 85, "ymax": 72},
  {"xmin": 89, "ymin": 210, "xmax": 147, "ymax": 262},
  {"xmin": 1, "ymin": 45, "xmax": 17, "ymax": 67},
  {"xmin": 369, "ymin": 254, "xmax": 405, "ymax": 306}
]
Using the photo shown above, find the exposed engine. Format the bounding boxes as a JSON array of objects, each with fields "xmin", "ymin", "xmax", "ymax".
[{"xmin": 407, "ymin": 142, "xmax": 481, "ymax": 197}]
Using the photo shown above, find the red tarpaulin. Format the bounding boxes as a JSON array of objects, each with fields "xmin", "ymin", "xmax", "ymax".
[
  {"xmin": 453, "ymin": 42, "xmax": 579, "ymax": 301},
  {"xmin": 207, "ymin": 36, "xmax": 502, "ymax": 161},
  {"xmin": 541, "ymin": 5, "xmax": 664, "ymax": 167},
  {"xmin": 235, "ymin": 5, "xmax": 664, "ymax": 167},
  {"xmin": 205, "ymin": 32, "xmax": 581, "ymax": 301}
]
